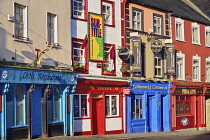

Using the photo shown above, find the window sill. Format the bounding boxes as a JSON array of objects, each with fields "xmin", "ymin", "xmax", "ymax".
[
  {"xmin": 13, "ymin": 35, "xmax": 29, "ymax": 43},
  {"xmin": 176, "ymin": 39, "xmax": 186, "ymax": 42},
  {"xmin": 102, "ymin": 71, "xmax": 116, "ymax": 76},
  {"xmin": 206, "ymin": 45, "xmax": 210, "ymax": 47},
  {"xmin": 7, "ymin": 125, "xmax": 28, "ymax": 129},
  {"xmin": 72, "ymin": 16, "xmax": 87, "ymax": 22},
  {"xmin": 192, "ymin": 42, "xmax": 201, "ymax": 46},
  {"xmin": 48, "ymin": 121, "xmax": 63, "ymax": 124},
  {"xmin": 176, "ymin": 78, "xmax": 186, "ymax": 81},
  {"xmin": 105, "ymin": 24, "xmax": 115, "ymax": 27},
  {"xmin": 192, "ymin": 80, "xmax": 201, "ymax": 82}
]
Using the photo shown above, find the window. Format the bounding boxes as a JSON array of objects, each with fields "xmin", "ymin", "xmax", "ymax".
[
  {"xmin": 102, "ymin": 44, "xmax": 115, "ymax": 75},
  {"xmin": 102, "ymin": 0, "xmax": 114, "ymax": 26},
  {"xmin": 47, "ymin": 13, "xmax": 58, "ymax": 44},
  {"xmin": 176, "ymin": 53, "xmax": 185, "ymax": 80},
  {"xmin": 132, "ymin": 98, "xmax": 143, "ymax": 119},
  {"xmin": 153, "ymin": 14, "xmax": 163, "ymax": 35},
  {"xmin": 72, "ymin": 39, "xmax": 85, "ymax": 70},
  {"xmin": 74, "ymin": 95, "xmax": 88, "ymax": 118},
  {"xmin": 48, "ymin": 86, "xmax": 62, "ymax": 122},
  {"xmin": 206, "ymin": 57, "xmax": 210, "ymax": 82},
  {"xmin": 205, "ymin": 27, "xmax": 210, "ymax": 47},
  {"xmin": 193, "ymin": 56, "xmax": 200, "ymax": 81},
  {"xmin": 6, "ymin": 85, "xmax": 26, "ymax": 128},
  {"xmin": 72, "ymin": 0, "xmax": 87, "ymax": 20},
  {"xmin": 176, "ymin": 95, "xmax": 191, "ymax": 115},
  {"xmin": 192, "ymin": 23, "xmax": 200, "ymax": 44},
  {"xmin": 105, "ymin": 95, "xmax": 118, "ymax": 116},
  {"xmin": 14, "ymin": 3, "xmax": 28, "ymax": 41},
  {"xmin": 132, "ymin": 8, "xmax": 143, "ymax": 31},
  {"xmin": 175, "ymin": 18, "xmax": 184, "ymax": 41},
  {"xmin": 154, "ymin": 53, "xmax": 163, "ymax": 77}
]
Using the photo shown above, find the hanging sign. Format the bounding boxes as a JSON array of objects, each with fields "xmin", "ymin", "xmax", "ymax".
[
  {"xmin": 165, "ymin": 43, "xmax": 175, "ymax": 74},
  {"xmin": 118, "ymin": 47, "xmax": 130, "ymax": 61},
  {"xmin": 131, "ymin": 37, "xmax": 142, "ymax": 72},
  {"xmin": 88, "ymin": 13, "xmax": 104, "ymax": 62},
  {"xmin": 151, "ymin": 40, "xmax": 162, "ymax": 53}
]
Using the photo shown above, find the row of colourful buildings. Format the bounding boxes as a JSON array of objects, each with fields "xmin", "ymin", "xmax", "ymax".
[{"xmin": 1, "ymin": 0, "xmax": 210, "ymax": 139}]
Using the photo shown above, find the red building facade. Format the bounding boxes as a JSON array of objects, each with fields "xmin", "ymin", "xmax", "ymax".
[{"xmin": 171, "ymin": 16, "xmax": 210, "ymax": 131}]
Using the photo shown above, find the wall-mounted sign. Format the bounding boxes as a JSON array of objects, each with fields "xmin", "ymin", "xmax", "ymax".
[
  {"xmin": 123, "ymin": 88, "xmax": 130, "ymax": 94},
  {"xmin": 131, "ymin": 37, "xmax": 142, "ymax": 72},
  {"xmin": 151, "ymin": 40, "xmax": 162, "ymax": 53},
  {"xmin": 174, "ymin": 88, "xmax": 202, "ymax": 94},
  {"xmin": 118, "ymin": 47, "xmax": 130, "ymax": 61},
  {"xmin": 165, "ymin": 44, "xmax": 175, "ymax": 74},
  {"xmin": 181, "ymin": 117, "xmax": 189, "ymax": 126},
  {"xmin": 88, "ymin": 13, "xmax": 104, "ymax": 62}
]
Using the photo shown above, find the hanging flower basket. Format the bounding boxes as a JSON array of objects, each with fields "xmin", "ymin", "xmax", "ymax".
[{"xmin": 120, "ymin": 68, "xmax": 127, "ymax": 73}]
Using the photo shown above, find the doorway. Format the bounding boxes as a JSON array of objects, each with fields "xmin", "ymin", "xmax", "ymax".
[
  {"xmin": 92, "ymin": 98, "xmax": 104, "ymax": 135},
  {"xmin": 148, "ymin": 95, "xmax": 154, "ymax": 131},
  {"xmin": 206, "ymin": 96, "xmax": 210, "ymax": 130}
]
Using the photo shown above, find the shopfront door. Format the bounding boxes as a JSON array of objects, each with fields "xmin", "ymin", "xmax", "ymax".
[
  {"xmin": 148, "ymin": 95, "xmax": 155, "ymax": 131},
  {"xmin": 92, "ymin": 98, "xmax": 104, "ymax": 134}
]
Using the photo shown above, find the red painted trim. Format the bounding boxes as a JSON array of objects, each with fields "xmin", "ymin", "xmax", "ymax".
[
  {"xmin": 71, "ymin": 0, "xmax": 88, "ymax": 21},
  {"xmin": 72, "ymin": 37, "xmax": 89, "ymax": 74},
  {"xmin": 74, "ymin": 131, "xmax": 91, "ymax": 136},
  {"xmin": 101, "ymin": 0, "xmax": 115, "ymax": 27},
  {"xmin": 105, "ymin": 130, "xmax": 123, "ymax": 134}
]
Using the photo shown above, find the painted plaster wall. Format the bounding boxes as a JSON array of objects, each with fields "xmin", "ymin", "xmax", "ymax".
[
  {"xmin": 0, "ymin": 0, "xmax": 71, "ymax": 67},
  {"xmin": 129, "ymin": 4, "xmax": 166, "ymax": 35},
  {"xmin": 171, "ymin": 16, "xmax": 210, "ymax": 83},
  {"xmin": 71, "ymin": 0, "xmax": 123, "ymax": 77}
]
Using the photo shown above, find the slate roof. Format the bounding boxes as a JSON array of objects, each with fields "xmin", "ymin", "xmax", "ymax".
[
  {"xmin": 129, "ymin": 0, "xmax": 210, "ymax": 25},
  {"xmin": 191, "ymin": 0, "xmax": 210, "ymax": 17}
]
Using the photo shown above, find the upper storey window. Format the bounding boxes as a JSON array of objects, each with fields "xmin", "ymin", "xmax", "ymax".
[
  {"xmin": 47, "ymin": 13, "xmax": 58, "ymax": 44},
  {"xmin": 72, "ymin": 0, "xmax": 87, "ymax": 20},
  {"xmin": 192, "ymin": 22, "xmax": 200, "ymax": 45},
  {"xmin": 102, "ymin": 0, "xmax": 115, "ymax": 26},
  {"xmin": 205, "ymin": 26, "xmax": 210, "ymax": 47},
  {"xmin": 153, "ymin": 14, "xmax": 163, "ymax": 35},
  {"xmin": 175, "ymin": 18, "xmax": 185, "ymax": 41},
  {"xmin": 132, "ymin": 8, "xmax": 143, "ymax": 31},
  {"xmin": 13, "ymin": 3, "xmax": 29, "ymax": 42}
]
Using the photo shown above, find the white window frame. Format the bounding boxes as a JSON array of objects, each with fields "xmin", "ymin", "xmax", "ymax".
[
  {"xmin": 206, "ymin": 57, "xmax": 210, "ymax": 82},
  {"xmin": 102, "ymin": 2, "xmax": 112, "ymax": 25},
  {"xmin": 176, "ymin": 52, "xmax": 185, "ymax": 80},
  {"xmin": 74, "ymin": 94, "xmax": 89, "ymax": 118},
  {"xmin": 132, "ymin": 98, "xmax": 143, "ymax": 119},
  {"xmin": 132, "ymin": 9, "xmax": 142, "ymax": 31},
  {"xmin": 154, "ymin": 15, "xmax": 162, "ymax": 35},
  {"xmin": 192, "ymin": 55, "xmax": 201, "ymax": 82},
  {"xmin": 192, "ymin": 22, "xmax": 200, "ymax": 45},
  {"xmin": 205, "ymin": 26, "xmax": 210, "ymax": 47},
  {"xmin": 154, "ymin": 54, "xmax": 163, "ymax": 77},
  {"xmin": 13, "ymin": 3, "xmax": 28, "ymax": 42},
  {"xmin": 105, "ymin": 95, "xmax": 119, "ymax": 117},
  {"xmin": 72, "ymin": 40, "xmax": 85, "ymax": 67},
  {"xmin": 175, "ymin": 18, "xmax": 185, "ymax": 41},
  {"xmin": 73, "ymin": 0, "xmax": 85, "ymax": 19},
  {"xmin": 47, "ymin": 12, "xmax": 58, "ymax": 44}
]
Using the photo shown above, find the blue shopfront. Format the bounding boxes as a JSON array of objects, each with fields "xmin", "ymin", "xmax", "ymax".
[
  {"xmin": 126, "ymin": 79, "xmax": 172, "ymax": 133},
  {"xmin": 0, "ymin": 67, "xmax": 77, "ymax": 139}
]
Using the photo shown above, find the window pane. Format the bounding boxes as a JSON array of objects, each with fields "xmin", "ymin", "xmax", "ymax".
[
  {"xmin": 74, "ymin": 95, "xmax": 79, "ymax": 117},
  {"xmin": 105, "ymin": 96, "xmax": 110, "ymax": 116},
  {"xmin": 47, "ymin": 90, "xmax": 53, "ymax": 121},
  {"xmin": 6, "ymin": 86, "xmax": 15, "ymax": 126},
  {"xmin": 54, "ymin": 87, "xmax": 61, "ymax": 121},
  {"xmin": 81, "ymin": 95, "xmax": 87, "ymax": 117},
  {"xmin": 16, "ymin": 85, "xmax": 24, "ymax": 125},
  {"xmin": 111, "ymin": 96, "xmax": 117, "ymax": 115}
]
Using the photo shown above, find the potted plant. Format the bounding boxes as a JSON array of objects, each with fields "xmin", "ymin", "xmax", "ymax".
[
  {"xmin": 120, "ymin": 67, "xmax": 127, "ymax": 74},
  {"xmin": 73, "ymin": 62, "xmax": 85, "ymax": 72},
  {"xmin": 103, "ymin": 67, "xmax": 112, "ymax": 74}
]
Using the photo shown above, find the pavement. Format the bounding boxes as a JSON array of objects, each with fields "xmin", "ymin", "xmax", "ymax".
[{"xmin": 35, "ymin": 130, "xmax": 210, "ymax": 140}]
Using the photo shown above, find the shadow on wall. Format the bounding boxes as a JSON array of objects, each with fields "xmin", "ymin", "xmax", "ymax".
[{"xmin": 0, "ymin": 27, "xmax": 25, "ymax": 62}]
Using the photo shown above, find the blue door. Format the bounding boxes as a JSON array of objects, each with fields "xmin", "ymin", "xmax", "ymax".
[{"xmin": 148, "ymin": 95, "xmax": 154, "ymax": 131}]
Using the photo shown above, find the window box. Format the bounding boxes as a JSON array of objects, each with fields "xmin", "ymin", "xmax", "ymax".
[
  {"xmin": 48, "ymin": 122, "xmax": 64, "ymax": 137},
  {"xmin": 120, "ymin": 67, "xmax": 127, "ymax": 74},
  {"xmin": 13, "ymin": 35, "xmax": 29, "ymax": 43},
  {"xmin": 7, "ymin": 126, "xmax": 28, "ymax": 140}
]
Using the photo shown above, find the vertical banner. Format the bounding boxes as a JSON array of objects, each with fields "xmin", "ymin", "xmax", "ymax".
[
  {"xmin": 165, "ymin": 43, "xmax": 175, "ymax": 74},
  {"xmin": 88, "ymin": 13, "xmax": 104, "ymax": 62},
  {"xmin": 131, "ymin": 37, "xmax": 142, "ymax": 72}
]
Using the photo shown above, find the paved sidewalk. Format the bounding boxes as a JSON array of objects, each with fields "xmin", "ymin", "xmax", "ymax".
[{"xmin": 35, "ymin": 130, "xmax": 210, "ymax": 140}]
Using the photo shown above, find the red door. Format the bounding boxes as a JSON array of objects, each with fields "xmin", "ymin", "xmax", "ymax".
[{"xmin": 92, "ymin": 98, "xmax": 104, "ymax": 135}]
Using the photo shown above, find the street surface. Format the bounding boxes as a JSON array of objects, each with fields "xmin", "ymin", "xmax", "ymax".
[{"xmin": 35, "ymin": 131, "xmax": 210, "ymax": 140}]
